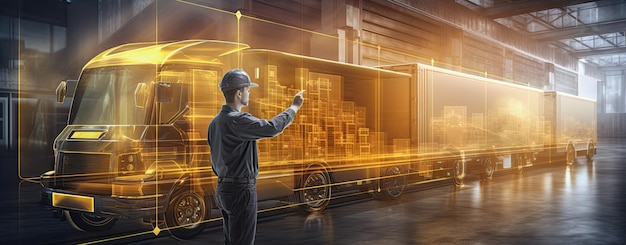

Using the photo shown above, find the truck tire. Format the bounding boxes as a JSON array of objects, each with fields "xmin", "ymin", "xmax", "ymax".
[
  {"xmin": 480, "ymin": 156, "xmax": 495, "ymax": 180},
  {"xmin": 515, "ymin": 154, "xmax": 525, "ymax": 175},
  {"xmin": 452, "ymin": 159, "xmax": 465, "ymax": 186},
  {"xmin": 296, "ymin": 165, "xmax": 332, "ymax": 213},
  {"xmin": 65, "ymin": 211, "xmax": 117, "ymax": 232},
  {"xmin": 373, "ymin": 165, "xmax": 406, "ymax": 200},
  {"xmin": 586, "ymin": 141, "xmax": 595, "ymax": 162},
  {"xmin": 566, "ymin": 144, "xmax": 576, "ymax": 165},
  {"xmin": 165, "ymin": 189, "xmax": 209, "ymax": 240}
]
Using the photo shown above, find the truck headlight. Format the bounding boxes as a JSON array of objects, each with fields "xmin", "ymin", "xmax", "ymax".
[{"xmin": 118, "ymin": 153, "xmax": 142, "ymax": 175}]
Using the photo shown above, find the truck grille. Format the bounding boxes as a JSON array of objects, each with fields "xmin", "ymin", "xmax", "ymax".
[
  {"xmin": 60, "ymin": 153, "xmax": 111, "ymax": 179},
  {"xmin": 57, "ymin": 153, "xmax": 112, "ymax": 195}
]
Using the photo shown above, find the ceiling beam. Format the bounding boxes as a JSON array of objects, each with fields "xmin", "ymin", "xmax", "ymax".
[
  {"xmin": 600, "ymin": 65, "xmax": 626, "ymax": 71},
  {"xmin": 573, "ymin": 46, "xmax": 626, "ymax": 57},
  {"xmin": 529, "ymin": 20, "xmax": 626, "ymax": 41},
  {"xmin": 481, "ymin": 0, "xmax": 593, "ymax": 19}
]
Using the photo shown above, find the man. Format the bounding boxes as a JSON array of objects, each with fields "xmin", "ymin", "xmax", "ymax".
[{"xmin": 207, "ymin": 68, "xmax": 304, "ymax": 245}]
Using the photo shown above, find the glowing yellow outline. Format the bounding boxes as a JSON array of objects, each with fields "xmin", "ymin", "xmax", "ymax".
[
  {"xmin": 70, "ymin": 131, "xmax": 104, "ymax": 139},
  {"xmin": 17, "ymin": 1, "xmax": 579, "ymax": 243},
  {"xmin": 52, "ymin": 192, "xmax": 95, "ymax": 213}
]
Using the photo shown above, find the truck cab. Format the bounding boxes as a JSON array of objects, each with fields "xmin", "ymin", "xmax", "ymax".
[{"xmin": 41, "ymin": 40, "xmax": 246, "ymax": 238}]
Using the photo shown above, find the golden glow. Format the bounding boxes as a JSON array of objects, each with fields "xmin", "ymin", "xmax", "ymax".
[
  {"xmin": 52, "ymin": 192, "xmax": 95, "ymax": 213},
  {"xmin": 69, "ymin": 131, "xmax": 104, "ymax": 139},
  {"xmin": 111, "ymin": 179, "xmax": 148, "ymax": 197},
  {"xmin": 26, "ymin": 0, "xmax": 599, "ymax": 242},
  {"xmin": 83, "ymin": 40, "xmax": 249, "ymax": 69}
]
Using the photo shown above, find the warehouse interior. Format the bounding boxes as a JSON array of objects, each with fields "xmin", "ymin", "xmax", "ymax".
[
  {"xmin": 2, "ymin": 0, "xmax": 625, "ymax": 156},
  {"xmin": 1, "ymin": 0, "xmax": 626, "ymax": 243}
]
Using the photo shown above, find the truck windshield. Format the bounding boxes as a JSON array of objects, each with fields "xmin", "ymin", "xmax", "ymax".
[{"xmin": 70, "ymin": 65, "xmax": 155, "ymax": 125}]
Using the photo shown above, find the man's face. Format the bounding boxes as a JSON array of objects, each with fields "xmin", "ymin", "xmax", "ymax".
[{"xmin": 240, "ymin": 86, "xmax": 250, "ymax": 106}]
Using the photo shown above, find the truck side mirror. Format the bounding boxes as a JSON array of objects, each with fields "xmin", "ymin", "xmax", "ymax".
[
  {"xmin": 56, "ymin": 81, "xmax": 67, "ymax": 103},
  {"xmin": 157, "ymin": 82, "xmax": 172, "ymax": 103},
  {"xmin": 134, "ymin": 83, "xmax": 147, "ymax": 108}
]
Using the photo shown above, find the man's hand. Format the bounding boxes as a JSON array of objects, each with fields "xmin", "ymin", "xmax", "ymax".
[{"xmin": 290, "ymin": 90, "xmax": 305, "ymax": 112}]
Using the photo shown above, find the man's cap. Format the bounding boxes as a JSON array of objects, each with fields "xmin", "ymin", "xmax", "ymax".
[{"xmin": 219, "ymin": 69, "xmax": 259, "ymax": 91}]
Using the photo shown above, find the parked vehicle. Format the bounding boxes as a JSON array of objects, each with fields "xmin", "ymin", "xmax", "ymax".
[
  {"xmin": 384, "ymin": 63, "xmax": 547, "ymax": 184},
  {"xmin": 540, "ymin": 91, "xmax": 597, "ymax": 164},
  {"xmin": 40, "ymin": 40, "xmax": 596, "ymax": 239}
]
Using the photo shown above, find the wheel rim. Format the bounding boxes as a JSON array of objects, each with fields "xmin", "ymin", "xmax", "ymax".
[
  {"xmin": 516, "ymin": 154, "xmax": 524, "ymax": 171},
  {"xmin": 382, "ymin": 166, "xmax": 405, "ymax": 198},
  {"xmin": 567, "ymin": 146, "xmax": 575, "ymax": 165},
  {"xmin": 80, "ymin": 213, "xmax": 114, "ymax": 227},
  {"xmin": 303, "ymin": 171, "xmax": 329, "ymax": 208},
  {"xmin": 453, "ymin": 160, "xmax": 464, "ymax": 184},
  {"xmin": 484, "ymin": 158, "xmax": 494, "ymax": 177},
  {"xmin": 587, "ymin": 143, "xmax": 595, "ymax": 160},
  {"xmin": 173, "ymin": 193, "xmax": 205, "ymax": 229}
]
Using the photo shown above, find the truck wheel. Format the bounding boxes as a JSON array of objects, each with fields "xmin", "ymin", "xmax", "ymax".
[
  {"xmin": 452, "ymin": 160, "xmax": 465, "ymax": 186},
  {"xmin": 374, "ymin": 166, "xmax": 406, "ymax": 200},
  {"xmin": 65, "ymin": 211, "xmax": 117, "ymax": 232},
  {"xmin": 165, "ymin": 190, "xmax": 209, "ymax": 240},
  {"xmin": 296, "ymin": 165, "xmax": 332, "ymax": 213},
  {"xmin": 480, "ymin": 157, "xmax": 495, "ymax": 180},
  {"xmin": 586, "ymin": 142, "xmax": 595, "ymax": 162},
  {"xmin": 566, "ymin": 145, "xmax": 576, "ymax": 165},
  {"xmin": 515, "ymin": 154, "xmax": 524, "ymax": 175}
]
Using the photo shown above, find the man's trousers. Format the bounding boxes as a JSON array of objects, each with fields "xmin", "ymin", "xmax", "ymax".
[{"xmin": 215, "ymin": 182, "xmax": 257, "ymax": 245}]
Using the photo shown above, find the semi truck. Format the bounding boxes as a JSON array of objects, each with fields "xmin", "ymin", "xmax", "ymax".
[
  {"xmin": 383, "ymin": 64, "xmax": 596, "ymax": 184},
  {"xmin": 40, "ymin": 40, "xmax": 596, "ymax": 239},
  {"xmin": 383, "ymin": 63, "xmax": 545, "ymax": 184},
  {"xmin": 541, "ymin": 91, "xmax": 597, "ymax": 164}
]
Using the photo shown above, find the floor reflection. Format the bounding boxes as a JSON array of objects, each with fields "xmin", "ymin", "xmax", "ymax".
[{"xmin": 6, "ymin": 138, "xmax": 626, "ymax": 244}]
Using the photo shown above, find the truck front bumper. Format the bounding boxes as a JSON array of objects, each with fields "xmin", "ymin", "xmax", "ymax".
[{"xmin": 40, "ymin": 187, "xmax": 166, "ymax": 219}]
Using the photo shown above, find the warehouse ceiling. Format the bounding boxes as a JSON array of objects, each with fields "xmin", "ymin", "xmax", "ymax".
[{"xmin": 455, "ymin": 0, "xmax": 626, "ymax": 70}]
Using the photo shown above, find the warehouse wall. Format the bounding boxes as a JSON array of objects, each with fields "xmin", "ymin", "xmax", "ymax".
[
  {"xmin": 598, "ymin": 113, "xmax": 626, "ymax": 137},
  {"xmin": 60, "ymin": 0, "xmax": 586, "ymax": 95},
  {"xmin": 597, "ymin": 69, "xmax": 626, "ymax": 137},
  {"xmin": 359, "ymin": 0, "xmax": 446, "ymax": 66},
  {"xmin": 52, "ymin": 0, "xmax": 624, "ymax": 146}
]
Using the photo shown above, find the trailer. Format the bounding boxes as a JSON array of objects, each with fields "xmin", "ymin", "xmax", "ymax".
[
  {"xmin": 39, "ymin": 40, "xmax": 597, "ymax": 239},
  {"xmin": 384, "ymin": 63, "xmax": 546, "ymax": 184},
  {"xmin": 541, "ymin": 91, "xmax": 597, "ymax": 164}
]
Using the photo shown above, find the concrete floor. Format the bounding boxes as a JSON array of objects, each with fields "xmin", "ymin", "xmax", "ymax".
[
  {"xmin": 2, "ymin": 137, "xmax": 625, "ymax": 244},
  {"xmin": 171, "ymin": 137, "xmax": 625, "ymax": 245}
]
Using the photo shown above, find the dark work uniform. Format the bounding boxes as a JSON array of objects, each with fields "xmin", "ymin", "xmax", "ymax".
[{"xmin": 208, "ymin": 105, "xmax": 296, "ymax": 245}]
